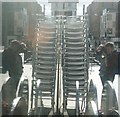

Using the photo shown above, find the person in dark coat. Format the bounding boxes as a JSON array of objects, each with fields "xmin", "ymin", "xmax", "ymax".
[
  {"xmin": 104, "ymin": 42, "xmax": 119, "ymax": 82},
  {"xmin": 95, "ymin": 44, "xmax": 107, "ymax": 85},
  {"xmin": 2, "ymin": 40, "xmax": 27, "ymax": 115},
  {"xmin": 96, "ymin": 42, "xmax": 119, "ymax": 85},
  {"xmin": 2, "ymin": 40, "xmax": 26, "ymax": 89}
]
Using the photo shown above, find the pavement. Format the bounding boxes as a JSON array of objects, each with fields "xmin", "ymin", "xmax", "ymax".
[{"xmin": 0, "ymin": 62, "xmax": 119, "ymax": 116}]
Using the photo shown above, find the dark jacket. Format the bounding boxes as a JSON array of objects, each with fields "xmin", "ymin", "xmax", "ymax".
[
  {"xmin": 105, "ymin": 51, "xmax": 119, "ymax": 78},
  {"xmin": 2, "ymin": 47, "xmax": 23, "ymax": 77}
]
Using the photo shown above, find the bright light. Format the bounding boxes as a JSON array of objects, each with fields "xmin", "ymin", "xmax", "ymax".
[{"xmin": 77, "ymin": 0, "xmax": 93, "ymax": 15}]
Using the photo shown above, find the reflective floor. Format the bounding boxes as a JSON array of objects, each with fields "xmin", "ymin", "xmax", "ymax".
[{"xmin": 0, "ymin": 63, "xmax": 119, "ymax": 115}]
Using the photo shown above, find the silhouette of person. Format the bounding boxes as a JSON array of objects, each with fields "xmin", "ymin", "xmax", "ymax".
[
  {"xmin": 2, "ymin": 40, "xmax": 27, "ymax": 115},
  {"xmin": 104, "ymin": 42, "xmax": 118, "ymax": 82},
  {"xmin": 2, "ymin": 40, "xmax": 26, "ymax": 90}
]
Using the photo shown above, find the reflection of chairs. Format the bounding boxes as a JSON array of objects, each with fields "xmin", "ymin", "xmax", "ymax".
[
  {"xmin": 2, "ymin": 78, "xmax": 18, "ymax": 115},
  {"xmin": 2, "ymin": 78, "xmax": 16, "ymax": 106},
  {"xmin": 9, "ymin": 97, "xmax": 27, "ymax": 115},
  {"xmin": 85, "ymin": 79, "xmax": 98, "ymax": 115},
  {"xmin": 17, "ymin": 79, "xmax": 29, "ymax": 104},
  {"xmin": 2, "ymin": 77, "xmax": 28, "ymax": 115},
  {"xmin": 101, "ymin": 81, "xmax": 118, "ymax": 115},
  {"xmin": 87, "ymin": 79, "xmax": 98, "ymax": 108}
]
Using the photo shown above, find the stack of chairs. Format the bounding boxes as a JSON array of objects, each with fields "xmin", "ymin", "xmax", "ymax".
[
  {"xmin": 62, "ymin": 17, "xmax": 88, "ymax": 115},
  {"xmin": 33, "ymin": 18, "xmax": 57, "ymax": 115}
]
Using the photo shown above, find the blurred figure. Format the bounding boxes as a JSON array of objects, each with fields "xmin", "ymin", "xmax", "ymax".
[
  {"xmin": 2, "ymin": 40, "xmax": 26, "ymax": 90},
  {"xmin": 104, "ymin": 42, "xmax": 119, "ymax": 82},
  {"xmin": 96, "ymin": 42, "xmax": 119, "ymax": 86},
  {"xmin": 95, "ymin": 44, "xmax": 107, "ymax": 85},
  {"xmin": 2, "ymin": 40, "xmax": 27, "ymax": 115}
]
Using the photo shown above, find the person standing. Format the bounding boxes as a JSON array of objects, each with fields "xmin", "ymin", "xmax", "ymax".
[
  {"xmin": 104, "ymin": 42, "xmax": 118, "ymax": 82},
  {"xmin": 2, "ymin": 40, "xmax": 27, "ymax": 115},
  {"xmin": 2, "ymin": 40, "xmax": 26, "ymax": 90},
  {"xmin": 95, "ymin": 42, "xmax": 119, "ymax": 85},
  {"xmin": 95, "ymin": 44, "xmax": 107, "ymax": 85}
]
